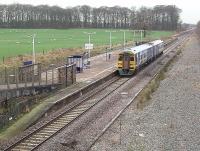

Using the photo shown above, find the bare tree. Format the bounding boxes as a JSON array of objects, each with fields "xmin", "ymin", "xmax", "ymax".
[{"xmin": 0, "ymin": 4, "xmax": 181, "ymax": 30}]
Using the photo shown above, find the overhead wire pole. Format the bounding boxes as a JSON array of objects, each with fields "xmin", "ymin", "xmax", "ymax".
[
  {"xmin": 132, "ymin": 30, "xmax": 144, "ymax": 45},
  {"xmin": 140, "ymin": 30, "xmax": 143, "ymax": 42},
  {"xmin": 105, "ymin": 30, "xmax": 116, "ymax": 60},
  {"xmin": 120, "ymin": 30, "xmax": 129, "ymax": 50},
  {"xmin": 133, "ymin": 30, "xmax": 135, "ymax": 42}
]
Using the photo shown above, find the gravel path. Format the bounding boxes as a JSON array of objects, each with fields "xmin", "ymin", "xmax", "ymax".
[{"xmin": 90, "ymin": 35, "xmax": 200, "ymax": 151}]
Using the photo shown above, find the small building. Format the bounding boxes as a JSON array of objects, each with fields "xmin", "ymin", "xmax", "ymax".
[{"xmin": 67, "ymin": 55, "xmax": 83, "ymax": 73}]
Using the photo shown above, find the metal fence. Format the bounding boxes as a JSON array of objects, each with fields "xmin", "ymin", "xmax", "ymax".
[{"xmin": 0, "ymin": 63, "xmax": 76, "ymax": 102}]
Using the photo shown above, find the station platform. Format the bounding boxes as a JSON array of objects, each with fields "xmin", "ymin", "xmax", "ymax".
[
  {"xmin": 77, "ymin": 51, "xmax": 119, "ymax": 82},
  {"xmin": 0, "ymin": 50, "xmax": 121, "ymax": 140}
]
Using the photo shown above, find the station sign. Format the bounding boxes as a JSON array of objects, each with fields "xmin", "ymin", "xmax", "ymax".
[{"xmin": 85, "ymin": 43, "xmax": 93, "ymax": 50}]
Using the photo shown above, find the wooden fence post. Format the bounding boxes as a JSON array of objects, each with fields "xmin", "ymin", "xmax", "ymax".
[
  {"xmin": 66, "ymin": 65, "xmax": 68, "ymax": 87},
  {"xmin": 25, "ymin": 70, "xmax": 27, "ymax": 88},
  {"xmin": 52, "ymin": 67, "xmax": 54, "ymax": 85},
  {"xmin": 15, "ymin": 68, "xmax": 19, "ymax": 89},
  {"xmin": 32, "ymin": 65, "xmax": 34, "ymax": 87},
  {"xmin": 38, "ymin": 64, "xmax": 41, "ymax": 86},
  {"xmin": 5, "ymin": 67, "xmax": 10, "ymax": 89},
  {"xmin": 71, "ymin": 64, "xmax": 74, "ymax": 84}
]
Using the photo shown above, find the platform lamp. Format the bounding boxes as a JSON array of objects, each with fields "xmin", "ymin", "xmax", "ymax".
[{"xmin": 26, "ymin": 34, "xmax": 36, "ymax": 64}]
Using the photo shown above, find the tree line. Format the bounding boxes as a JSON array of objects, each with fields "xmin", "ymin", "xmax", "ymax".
[{"xmin": 0, "ymin": 4, "xmax": 181, "ymax": 30}]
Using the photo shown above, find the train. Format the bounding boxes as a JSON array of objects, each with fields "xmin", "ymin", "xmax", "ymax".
[{"xmin": 117, "ymin": 40, "xmax": 164, "ymax": 76}]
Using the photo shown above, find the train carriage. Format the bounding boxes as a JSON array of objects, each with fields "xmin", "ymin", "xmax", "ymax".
[{"xmin": 117, "ymin": 40, "xmax": 164, "ymax": 76}]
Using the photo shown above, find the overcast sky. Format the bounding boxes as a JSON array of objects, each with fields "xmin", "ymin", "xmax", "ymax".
[{"xmin": 0, "ymin": 0, "xmax": 199, "ymax": 24}]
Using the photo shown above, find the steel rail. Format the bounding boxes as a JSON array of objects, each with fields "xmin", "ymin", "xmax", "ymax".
[{"xmin": 6, "ymin": 77, "xmax": 132, "ymax": 151}]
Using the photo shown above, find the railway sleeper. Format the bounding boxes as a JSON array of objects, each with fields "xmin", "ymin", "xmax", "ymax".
[
  {"xmin": 31, "ymin": 134, "xmax": 49, "ymax": 139},
  {"xmin": 81, "ymin": 102, "xmax": 96, "ymax": 107},
  {"xmin": 58, "ymin": 117, "xmax": 74, "ymax": 121},
  {"xmin": 13, "ymin": 145, "xmax": 34, "ymax": 150},
  {"xmin": 37, "ymin": 131, "xmax": 54, "ymax": 136},
  {"xmin": 20, "ymin": 142, "xmax": 38, "ymax": 147},
  {"xmin": 67, "ymin": 110, "xmax": 84, "ymax": 115},
  {"xmin": 47, "ymin": 123, "xmax": 64, "ymax": 128},
  {"xmin": 84, "ymin": 99, "xmax": 97, "ymax": 104},
  {"xmin": 65, "ymin": 111, "xmax": 81, "ymax": 115},
  {"xmin": 12, "ymin": 148, "xmax": 31, "ymax": 151},
  {"xmin": 24, "ymin": 139, "xmax": 42, "ymax": 144},
  {"xmin": 109, "ymin": 83, "xmax": 122, "ymax": 87},
  {"xmin": 53, "ymin": 119, "xmax": 71, "ymax": 123},
  {"xmin": 28, "ymin": 135, "xmax": 48, "ymax": 140},
  {"xmin": 74, "ymin": 106, "xmax": 90, "ymax": 111},
  {"xmin": 43, "ymin": 127, "xmax": 61, "ymax": 131},
  {"xmin": 63, "ymin": 113, "xmax": 80, "ymax": 118},
  {"xmin": 46, "ymin": 125, "xmax": 62, "ymax": 130},
  {"xmin": 78, "ymin": 103, "xmax": 93, "ymax": 108},
  {"xmin": 68, "ymin": 109, "xmax": 85, "ymax": 114},
  {"xmin": 55, "ymin": 119, "xmax": 71, "ymax": 123},
  {"xmin": 52, "ymin": 121, "xmax": 70, "ymax": 126},
  {"xmin": 11, "ymin": 149, "xmax": 26, "ymax": 151},
  {"xmin": 40, "ymin": 129, "xmax": 57, "ymax": 134}
]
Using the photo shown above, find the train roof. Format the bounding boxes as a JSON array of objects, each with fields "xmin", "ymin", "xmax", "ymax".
[
  {"xmin": 151, "ymin": 40, "xmax": 163, "ymax": 46},
  {"xmin": 123, "ymin": 40, "xmax": 163, "ymax": 54}
]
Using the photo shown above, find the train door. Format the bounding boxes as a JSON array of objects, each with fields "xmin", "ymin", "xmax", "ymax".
[
  {"xmin": 123, "ymin": 53, "xmax": 130, "ymax": 69},
  {"xmin": 138, "ymin": 52, "xmax": 141, "ymax": 65},
  {"xmin": 153, "ymin": 46, "xmax": 155, "ymax": 59}
]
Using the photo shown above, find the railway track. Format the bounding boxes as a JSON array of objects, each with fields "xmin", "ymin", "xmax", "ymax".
[
  {"xmin": 4, "ymin": 32, "xmax": 191, "ymax": 151},
  {"xmin": 86, "ymin": 33, "xmax": 191, "ymax": 150},
  {"xmin": 6, "ymin": 76, "xmax": 131, "ymax": 151}
]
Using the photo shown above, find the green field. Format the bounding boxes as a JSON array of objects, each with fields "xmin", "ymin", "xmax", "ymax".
[{"xmin": 0, "ymin": 28, "xmax": 174, "ymax": 58}]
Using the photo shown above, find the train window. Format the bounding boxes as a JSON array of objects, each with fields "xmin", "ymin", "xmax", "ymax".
[
  {"xmin": 124, "ymin": 55, "xmax": 129, "ymax": 61},
  {"xmin": 130, "ymin": 56, "xmax": 134, "ymax": 61},
  {"xmin": 118, "ymin": 55, "xmax": 123, "ymax": 61}
]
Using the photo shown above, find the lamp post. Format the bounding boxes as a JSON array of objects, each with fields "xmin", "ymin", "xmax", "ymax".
[
  {"xmin": 32, "ymin": 34, "xmax": 36, "ymax": 64},
  {"xmin": 8, "ymin": 74, "xmax": 15, "ymax": 89},
  {"xmin": 83, "ymin": 32, "xmax": 96, "ymax": 59}
]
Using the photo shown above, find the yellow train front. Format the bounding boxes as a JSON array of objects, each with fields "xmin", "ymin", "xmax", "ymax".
[
  {"xmin": 117, "ymin": 40, "xmax": 164, "ymax": 76},
  {"xmin": 117, "ymin": 51, "xmax": 136, "ymax": 75}
]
